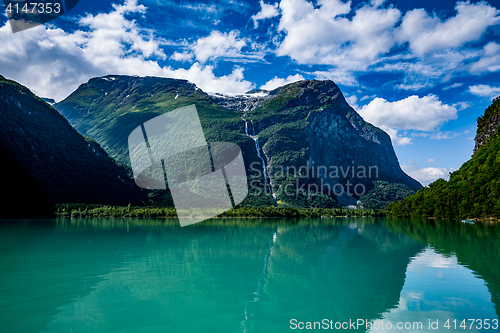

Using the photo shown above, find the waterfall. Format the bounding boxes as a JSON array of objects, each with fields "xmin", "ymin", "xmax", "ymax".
[
  {"xmin": 241, "ymin": 117, "xmax": 249, "ymax": 136},
  {"xmin": 253, "ymin": 137, "xmax": 277, "ymax": 203},
  {"xmin": 242, "ymin": 117, "xmax": 277, "ymax": 205},
  {"xmin": 240, "ymin": 228, "xmax": 278, "ymax": 332}
]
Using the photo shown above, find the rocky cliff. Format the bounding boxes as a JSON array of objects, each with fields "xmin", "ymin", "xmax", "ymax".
[{"xmin": 475, "ymin": 96, "xmax": 500, "ymax": 152}]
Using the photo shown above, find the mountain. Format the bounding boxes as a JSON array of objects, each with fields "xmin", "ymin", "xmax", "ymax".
[
  {"xmin": 225, "ymin": 80, "xmax": 422, "ymax": 207},
  {"xmin": 55, "ymin": 75, "xmax": 421, "ymax": 209},
  {"xmin": 386, "ymin": 96, "xmax": 500, "ymax": 220},
  {"xmin": 0, "ymin": 75, "xmax": 146, "ymax": 217}
]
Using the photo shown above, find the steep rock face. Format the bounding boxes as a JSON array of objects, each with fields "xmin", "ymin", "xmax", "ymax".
[
  {"xmin": 0, "ymin": 76, "xmax": 145, "ymax": 217},
  {"xmin": 56, "ymin": 76, "xmax": 420, "ymax": 208},
  {"xmin": 475, "ymin": 96, "xmax": 500, "ymax": 152}
]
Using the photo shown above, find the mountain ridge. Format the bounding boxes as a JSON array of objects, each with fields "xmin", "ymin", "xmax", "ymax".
[{"xmin": 55, "ymin": 75, "xmax": 421, "ymax": 209}]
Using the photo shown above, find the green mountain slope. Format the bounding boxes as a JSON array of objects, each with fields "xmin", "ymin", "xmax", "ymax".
[
  {"xmin": 55, "ymin": 75, "xmax": 275, "ymax": 207},
  {"xmin": 386, "ymin": 97, "xmax": 500, "ymax": 220},
  {"xmin": 0, "ymin": 75, "xmax": 146, "ymax": 217},
  {"xmin": 55, "ymin": 76, "xmax": 421, "ymax": 209}
]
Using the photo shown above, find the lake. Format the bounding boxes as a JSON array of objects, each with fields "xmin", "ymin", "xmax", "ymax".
[{"xmin": 0, "ymin": 217, "xmax": 499, "ymax": 333}]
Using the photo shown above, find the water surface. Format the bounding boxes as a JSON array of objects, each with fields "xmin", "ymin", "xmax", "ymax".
[{"xmin": 0, "ymin": 217, "xmax": 498, "ymax": 332}]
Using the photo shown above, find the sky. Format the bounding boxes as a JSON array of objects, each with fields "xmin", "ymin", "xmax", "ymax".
[{"xmin": 0, "ymin": 0, "xmax": 499, "ymax": 185}]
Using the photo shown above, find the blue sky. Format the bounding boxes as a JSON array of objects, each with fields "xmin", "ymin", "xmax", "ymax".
[{"xmin": 1, "ymin": 0, "xmax": 499, "ymax": 185}]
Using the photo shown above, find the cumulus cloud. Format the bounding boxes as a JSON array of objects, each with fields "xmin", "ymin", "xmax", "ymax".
[
  {"xmin": 171, "ymin": 51, "xmax": 193, "ymax": 62},
  {"xmin": 401, "ymin": 164, "xmax": 455, "ymax": 186},
  {"xmin": 260, "ymin": 74, "xmax": 304, "ymax": 90},
  {"xmin": 252, "ymin": 0, "xmax": 279, "ymax": 28},
  {"xmin": 470, "ymin": 42, "xmax": 500, "ymax": 73},
  {"xmin": 0, "ymin": 0, "xmax": 254, "ymax": 100},
  {"xmin": 276, "ymin": 0, "xmax": 400, "ymax": 67},
  {"xmin": 172, "ymin": 30, "xmax": 265, "ymax": 64},
  {"xmin": 192, "ymin": 31, "xmax": 247, "ymax": 63},
  {"xmin": 468, "ymin": 84, "xmax": 500, "ymax": 98},
  {"xmin": 359, "ymin": 94, "xmax": 457, "ymax": 130},
  {"xmin": 396, "ymin": 2, "xmax": 500, "ymax": 56},
  {"xmin": 358, "ymin": 95, "xmax": 458, "ymax": 146}
]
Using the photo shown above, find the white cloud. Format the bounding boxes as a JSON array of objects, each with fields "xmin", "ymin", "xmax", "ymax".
[
  {"xmin": 396, "ymin": 2, "xmax": 500, "ymax": 56},
  {"xmin": 192, "ymin": 30, "xmax": 247, "ymax": 63},
  {"xmin": 313, "ymin": 68, "xmax": 358, "ymax": 86},
  {"xmin": 358, "ymin": 95, "xmax": 458, "ymax": 146},
  {"xmin": 384, "ymin": 128, "xmax": 413, "ymax": 146},
  {"xmin": 443, "ymin": 82, "xmax": 463, "ymax": 90},
  {"xmin": 345, "ymin": 95, "xmax": 359, "ymax": 110},
  {"xmin": 171, "ymin": 51, "xmax": 193, "ymax": 62},
  {"xmin": 276, "ymin": 0, "xmax": 400, "ymax": 67},
  {"xmin": 174, "ymin": 30, "xmax": 265, "ymax": 64},
  {"xmin": 425, "ymin": 158, "xmax": 435, "ymax": 163},
  {"xmin": 429, "ymin": 130, "xmax": 469, "ymax": 140},
  {"xmin": 348, "ymin": 94, "xmax": 411, "ymax": 145},
  {"xmin": 165, "ymin": 64, "xmax": 254, "ymax": 95},
  {"xmin": 252, "ymin": 0, "xmax": 279, "ymax": 28},
  {"xmin": 470, "ymin": 42, "xmax": 500, "ymax": 73},
  {"xmin": 395, "ymin": 83, "xmax": 426, "ymax": 91},
  {"xmin": 260, "ymin": 74, "xmax": 304, "ymax": 90},
  {"xmin": 468, "ymin": 84, "xmax": 500, "ymax": 98},
  {"xmin": 359, "ymin": 95, "xmax": 457, "ymax": 132},
  {"xmin": 452, "ymin": 101, "xmax": 471, "ymax": 110},
  {"xmin": 401, "ymin": 164, "xmax": 455, "ymax": 186},
  {"xmin": 0, "ymin": 0, "xmax": 254, "ymax": 100},
  {"xmin": 377, "ymin": 51, "xmax": 470, "ymax": 91},
  {"xmin": 181, "ymin": 3, "xmax": 218, "ymax": 13}
]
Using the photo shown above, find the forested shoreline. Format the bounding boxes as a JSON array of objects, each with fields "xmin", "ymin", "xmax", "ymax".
[{"xmin": 55, "ymin": 204, "xmax": 385, "ymax": 218}]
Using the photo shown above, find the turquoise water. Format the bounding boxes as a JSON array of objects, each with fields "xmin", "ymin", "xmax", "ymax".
[{"xmin": 0, "ymin": 217, "xmax": 499, "ymax": 333}]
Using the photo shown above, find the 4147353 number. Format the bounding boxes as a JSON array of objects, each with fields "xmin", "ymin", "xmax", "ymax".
[
  {"xmin": 5, "ymin": 2, "xmax": 61, "ymax": 14},
  {"xmin": 444, "ymin": 319, "xmax": 499, "ymax": 330}
]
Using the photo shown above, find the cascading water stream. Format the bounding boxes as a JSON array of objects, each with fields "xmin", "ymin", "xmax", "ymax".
[
  {"xmin": 241, "ymin": 116, "xmax": 249, "ymax": 136},
  {"xmin": 241, "ymin": 117, "xmax": 277, "ymax": 205}
]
